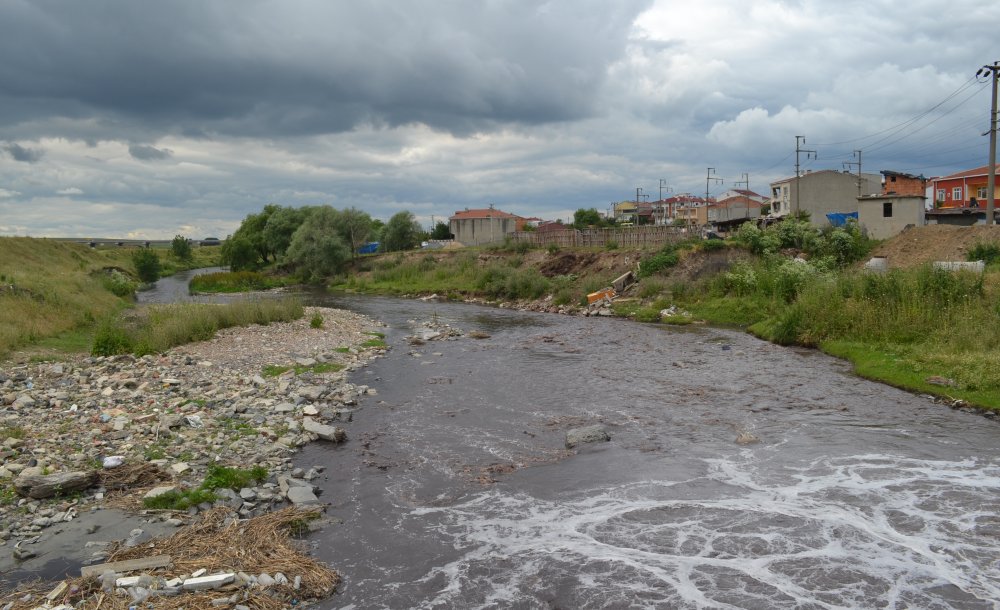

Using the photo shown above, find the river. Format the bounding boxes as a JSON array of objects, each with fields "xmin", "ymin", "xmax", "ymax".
[{"xmin": 277, "ymin": 294, "xmax": 1000, "ymax": 609}]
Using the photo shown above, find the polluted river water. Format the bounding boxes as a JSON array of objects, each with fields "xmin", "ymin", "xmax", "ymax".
[{"xmin": 292, "ymin": 294, "xmax": 1000, "ymax": 609}]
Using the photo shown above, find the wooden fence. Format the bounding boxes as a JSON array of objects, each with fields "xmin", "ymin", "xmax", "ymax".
[{"xmin": 508, "ymin": 225, "xmax": 690, "ymax": 249}]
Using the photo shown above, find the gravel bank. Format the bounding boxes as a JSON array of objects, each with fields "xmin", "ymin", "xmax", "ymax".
[{"xmin": 0, "ymin": 306, "xmax": 385, "ymax": 591}]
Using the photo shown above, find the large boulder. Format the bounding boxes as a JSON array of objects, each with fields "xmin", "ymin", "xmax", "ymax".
[
  {"xmin": 302, "ymin": 417, "xmax": 346, "ymax": 442},
  {"xmin": 14, "ymin": 470, "xmax": 99, "ymax": 499},
  {"xmin": 565, "ymin": 425, "xmax": 611, "ymax": 449}
]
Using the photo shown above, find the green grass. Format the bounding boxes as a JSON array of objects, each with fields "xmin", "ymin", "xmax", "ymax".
[
  {"xmin": 360, "ymin": 338, "xmax": 387, "ymax": 348},
  {"xmin": 142, "ymin": 488, "xmax": 218, "ymax": 510},
  {"xmin": 262, "ymin": 362, "xmax": 345, "ymax": 377},
  {"xmin": 189, "ymin": 270, "xmax": 292, "ymax": 293},
  {"xmin": 141, "ymin": 464, "xmax": 268, "ymax": 510},
  {"xmin": 0, "ymin": 425, "xmax": 26, "ymax": 441},
  {"xmin": 92, "ymin": 298, "xmax": 304, "ymax": 356}
]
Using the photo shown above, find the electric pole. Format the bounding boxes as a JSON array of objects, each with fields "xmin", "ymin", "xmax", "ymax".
[
  {"xmin": 734, "ymin": 172, "xmax": 750, "ymax": 221},
  {"xmin": 978, "ymin": 61, "xmax": 999, "ymax": 225},
  {"xmin": 843, "ymin": 150, "xmax": 863, "ymax": 197},
  {"xmin": 794, "ymin": 136, "xmax": 817, "ymax": 217},
  {"xmin": 705, "ymin": 168, "xmax": 723, "ymax": 229}
]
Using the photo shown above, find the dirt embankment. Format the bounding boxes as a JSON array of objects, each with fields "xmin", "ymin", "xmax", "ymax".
[{"xmin": 869, "ymin": 225, "xmax": 1000, "ymax": 269}]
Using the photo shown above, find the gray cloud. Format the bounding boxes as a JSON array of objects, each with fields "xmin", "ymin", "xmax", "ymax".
[
  {"xmin": 0, "ymin": 0, "xmax": 649, "ymax": 138},
  {"xmin": 2, "ymin": 142, "xmax": 44, "ymax": 163},
  {"xmin": 129, "ymin": 144, "xmax": 173, "ymax": 161}
]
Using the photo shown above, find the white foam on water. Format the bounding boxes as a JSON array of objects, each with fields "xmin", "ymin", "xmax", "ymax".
[{"xmin": 401, "ymin": 454, "xmax": 1000, "ymax": 609}]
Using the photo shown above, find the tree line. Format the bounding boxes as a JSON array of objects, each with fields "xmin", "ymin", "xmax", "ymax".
[{"xmin": 219, "ymin": 205, "xmax": 452, "ymax": 282}]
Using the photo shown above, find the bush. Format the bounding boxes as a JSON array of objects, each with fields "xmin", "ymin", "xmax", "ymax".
[
  {"xmin": 132, "ymin": 248, "xmax": 161, "ymax": 284},
  {"xmin": 171, "ymin": 235, "xmax": 193, "ymax": 262},
  {"xmin": 92, "ymin": 318, "xmax": 135, "ymax": 356},
  {"xmin": 102, "ymin": 269, "xmax": 137, "ymax": 297},
  {"xmin": 606, "ymin": 240, "xmax": 619, "ymax": 251},
  {"xmin": 310, "ymin": 312, "xmax": 324, "ymax": 328},
  {"xmin": 638, "ymin": 251, "xmax": 679, "ymax": 278},
  {"xmin": 968, "ymin": 241, "xmax": 1000, "ymax": 265}
]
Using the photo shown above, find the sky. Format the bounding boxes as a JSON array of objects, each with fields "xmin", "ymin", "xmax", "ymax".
[{"xmin": 1, "ymin": 0, "xmax": 998, "ymax": 239}]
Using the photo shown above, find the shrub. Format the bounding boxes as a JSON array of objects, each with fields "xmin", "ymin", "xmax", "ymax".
[
  {"xmin": 132, "ymin": 248, "xmax": 161, "ymax": 284},
  {"xmin": 547, "ymin": 243, "xmax": 561, "ymax": 254},
  {"xmin": 606, "ymin": 240, "xmax": 619, "ymax": 251},
  {"xmin": 92, "ymin": 318, "xmax": 135, "ymax": 356},
  {"xmin": 638, "ymin": 251, "xmax": 679, "ymax": 278},
  {"xmin": 171, "ymin": 235, "xmax": 193, "ymax": 262},
  {"xmin": 310, "ymin": 312, "xmax": 324, "ymax": 328},
  {"xmin": 102, "ymin": 269, "xmax": 137, "ymax": 297},
  {"xmin": 968, "ymin": 241, "xmax": 1000, "ymax": 265}
]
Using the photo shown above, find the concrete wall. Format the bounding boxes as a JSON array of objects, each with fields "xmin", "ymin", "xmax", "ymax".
[
  {"xmin": 858, "ymin": 196, "xmax": 925, "ymax": 239},
  {"xmin": 450, "ymin": 217, "xmax": 518, "ymax": 246},
  {"xmin": 772, "ymin": 171, "xmax": 881, "ymax": 226}
]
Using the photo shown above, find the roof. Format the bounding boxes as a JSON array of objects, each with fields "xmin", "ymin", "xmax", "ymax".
[
  {"xmin": 449, "ymin": 208, "xmax": 521, "ymax": 221},
  {"xmin": 770, "ymin": 169, "xmax": 855, "ymax": 185},
  {"xmin": 933, "ymin": 164, "xmax": 1000, "ymax": 182},
  {"xmin": 881, "ymin": 170, "xmax": 926, "ymax": 181}
]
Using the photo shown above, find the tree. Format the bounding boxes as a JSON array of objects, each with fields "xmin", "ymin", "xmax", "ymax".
[
  {"xmin": 132, "ymin": 248, "xmax": 161, "ymax": 284},
  {"xmin": 228, "ymin": 204, "xmax": 279, "ymax": 267},
  {"xmin": 220, "ymin": 236, "xmax": 258, "ymax": 271},
  {"xmin": 430, "ymin": 221, "xmax": 452, "ymax": 240},
  {"xmin": 263, "ymin": 206, "xmax": 311, "ymax": 261},
  {"xmin": 284, "ymin": 206, "xmax": 351, "ymax": 282},
  {"xmin": 170, "ymin": 235, "xmax": 193, "ymax": 262},
  {"xmin": 380, "ymin": 211, "xmax": 422, "ymax": 252},
  {"xmin": 334, "ymin": 207, "xmax": 374, "ymax": 257},
  {"xmin": 573, "ymin": 208, "xmax": 602, "ymax": 229}
]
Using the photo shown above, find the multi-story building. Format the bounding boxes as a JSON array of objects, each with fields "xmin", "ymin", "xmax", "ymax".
[
  {"xmin": 769, "ymin": 170, "xmax": 881, "ymax": 226},
  {"xmin": 930, "ymin": 163, "xmax": 1000, "ymax": 208}
]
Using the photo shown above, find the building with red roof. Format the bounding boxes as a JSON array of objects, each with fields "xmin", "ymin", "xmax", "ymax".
[{"xmin": 930, "ymin": 164, "xmax": 1000, "ymax": 208}]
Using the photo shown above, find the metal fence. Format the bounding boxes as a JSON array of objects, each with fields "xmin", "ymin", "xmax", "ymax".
[{"xmin": 508, "ymin": 225, "xmax": 690, "ymax": 248}]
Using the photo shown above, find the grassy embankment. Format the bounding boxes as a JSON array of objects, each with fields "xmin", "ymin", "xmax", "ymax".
[
  {"xmin": 0, "ymin": 237, "xmax": 299, "ymax": 360},
  {"xmin": 335, "ymin": 234, "xmax": 1000, "ymax": 410}
]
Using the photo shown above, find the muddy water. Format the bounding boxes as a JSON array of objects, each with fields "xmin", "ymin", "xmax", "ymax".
[{"xmin": 296, "ymin": 295, "xmax": 1000, "ymax": 609}]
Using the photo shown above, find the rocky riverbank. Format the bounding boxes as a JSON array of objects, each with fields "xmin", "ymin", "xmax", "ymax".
[{"xmin": 0, "ymin": 306, "xmax": 386, "ymax": 607}]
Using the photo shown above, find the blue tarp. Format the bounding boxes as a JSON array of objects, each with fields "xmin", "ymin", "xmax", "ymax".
[
  {"xmin": 356, "ymin": 242, "xmax": 380, "ymax": 254},
  {"xmin": 825, "ymin": 212, "xmax": 858, "ymax": 227}
]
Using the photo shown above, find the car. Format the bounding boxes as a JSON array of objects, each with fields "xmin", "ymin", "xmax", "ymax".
[{"xmin": 200, "ymin": 237, "xmax": 222, "ymax": 246}]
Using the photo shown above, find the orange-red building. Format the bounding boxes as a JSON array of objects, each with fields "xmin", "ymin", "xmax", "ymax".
[{"xmin": 931, "ymin": 164, "xmax": 1000, "ymax": 208}]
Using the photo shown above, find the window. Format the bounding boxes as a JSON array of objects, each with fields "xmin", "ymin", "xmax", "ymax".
[
  {"xmin": 937, "ymin": 189, "xmax": 946, "ymax": 202},
  {"xmin": 978, "ymin": 186, "xmax": 989, "ymax": 200},
  {"xmin": 883, "ymin": 201, "xmax": 892, "ymax": 218},
  {"xmin": 953, "ymin": 187, "xmax": 963, "ymax": 201}
]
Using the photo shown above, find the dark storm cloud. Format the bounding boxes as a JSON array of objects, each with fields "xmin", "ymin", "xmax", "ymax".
[
  {"xmin": 2, "ymin": 142, "xmax": 44, "ymax": 163},
  {"xmin": 128, "ymin": 144, "xmax": 173, "ymax": 161},
  {"xmin": 0, "ymin": 0, "xmax": 650, "ymax": 138}
]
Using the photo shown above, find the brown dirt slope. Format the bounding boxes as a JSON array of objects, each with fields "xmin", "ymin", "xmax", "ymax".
[{"xmin": 870, "ymin": 225, "xmax": 1000, "ymax": 269}]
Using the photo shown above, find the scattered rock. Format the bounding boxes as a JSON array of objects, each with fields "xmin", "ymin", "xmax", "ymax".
[{"xmin": 565, "ymin": 425, "xmax": 611, "ymax": 449}]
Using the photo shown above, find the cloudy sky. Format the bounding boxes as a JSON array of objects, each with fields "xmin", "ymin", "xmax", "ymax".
[{"xmin": 1, "ymin": 0, "xmax": 997, "ymax": 239}]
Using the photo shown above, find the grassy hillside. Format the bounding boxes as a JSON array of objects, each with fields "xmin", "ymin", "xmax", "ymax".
[{"xmin": 0, "ymin": 237, "xmax": 221, "ymax": 358}]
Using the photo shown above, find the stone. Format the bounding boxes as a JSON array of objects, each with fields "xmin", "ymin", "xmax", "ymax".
[
  {"xmin": 257, "ymin": 572, "xmax": 275, "ymax": 587},
  {"xmin": 170, "ymin": 462, "xmax": 190, "ymax": 475},
  {"xmin": 144, "ymin": 485, "xmax": 177, "ymax": 500},
  {"xmin": 13, "ymin": 471, "xmax": 98, "ymax": 499},
  {"xmin": 302, "ymin": 417, "xmax": 346, "ymax": 442},
  {"xmin": 285, "ymin": 486, "xmax": 320, "ymax": 505},
  {"xmin": 565, "ymin": 425, "xmax": 611, "ymax": 449},
  {"xmin": 295, "ymin": 358, "xmax": 317, "ymax": 367},
  {"xmin": 182, "ymin": 572, "xmax": 235, "ymax": 591},
  {"xmin": 273, "ymin": 402, "xmax": 295, "ymax": 413}
]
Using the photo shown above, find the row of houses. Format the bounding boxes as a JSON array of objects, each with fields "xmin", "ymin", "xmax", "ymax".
[{"xmin": 447, "ymin": 163, "xmax": 1000, "ymax": 246}]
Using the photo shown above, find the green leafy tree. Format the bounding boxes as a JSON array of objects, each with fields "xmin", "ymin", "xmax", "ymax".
[
  {"xmin": 573, "ymin": 208, "xmax": 602, "ymax": 229},
  {"xmin": 381, "ymin": 211, "xmax": 422, "ymax": 252},
  {"xmin": 334, "ymin": 207, "xmax": 374, "ymax": 258},
  {"xmin": 284, "ymin": 206, "xmax": 351, "ymax": 282},
  {"xmin": 263, "ymin": 206, "xmax": 311, "ymax": 260},
  {"xmin": 220, "ymin": 236, "xmax": 258, "ymax": 271},
  {"xmin": 132, "ymin": 248, "xmax": 161, "ymax": 284},
  {"xmin": 430, "ymin": 221, "xmax": 452, "ymax": 240},
  {"xmin": 227, "ymin": 204, "xmax": 278, "ymax": 267},
  {"xmin": 170, "ymin": 235, "xmax": 193, "ymax": 262}
]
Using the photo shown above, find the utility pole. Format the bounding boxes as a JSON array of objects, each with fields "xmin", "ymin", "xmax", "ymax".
[
  {"xmin": 843, "ymin": 150, "xmax": 863, "ymax": 197},
  {"xmin": 635, "ymin": 187, "xmax": 643, "ymax": 225},
  {"xmin": 734, "ymin": 172, "xmax": 750, "ymax": 221},
  {"xmin": 705, "ymin": 168, "xmax": 723, "ymax": 229},
  {"xmin": 978, "ymin": 61, "xmax": 999, "ymax": 225},
  {"xmin": 794, "ymin": 136, "xmax": 817, "ymax": 217}
]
